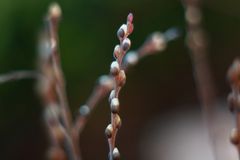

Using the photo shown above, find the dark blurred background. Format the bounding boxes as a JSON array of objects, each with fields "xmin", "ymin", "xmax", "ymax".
[{"xmin": 1, "ymin": 0, "xmax": 240, "ymax": 160}]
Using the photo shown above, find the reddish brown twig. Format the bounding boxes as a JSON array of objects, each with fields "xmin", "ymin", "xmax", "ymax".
[
  {"xmin": 0, "ymin": 71, "xmax": 40, "ymax": 84},
  {"xmin": 73, "ymin": 28, "xmax": 181, "ymax": 138},
  {"xmin": 182, "ymin": 0, "xmax": 219, "ymax": 159},
  {"xmin": 47, "ymin": 3, "xmax": 73, "ymax": 132},
  {"xmin": 37, "ymin": 3, "xmax": 79, "ymax": 160},
  {"xmin": 227, "ymin": 59, "xmax": 240, "ymax": 157},
  {"xmin": 103, "ymin": 13, "xmax": 134, "ymax": 160}
]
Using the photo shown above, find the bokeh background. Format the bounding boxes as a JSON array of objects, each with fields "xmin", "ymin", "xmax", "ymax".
[{"xmin": 1, "ymin": 0, "xmax": 240, "ymax": 160}]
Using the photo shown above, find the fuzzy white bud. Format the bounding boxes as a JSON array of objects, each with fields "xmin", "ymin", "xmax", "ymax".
[
  {"xmin": 113, "ymin": 45, "xmax": 121, "ymax": 59},
  {"xmin": 105, "ymin": 124, "xmax": 113, "ymax": 138},
  {"xmin": 113, "ymin": 148, "xmax": 120, "ymax": 160},
  {"xmin": 110, "ymin": 98, "xmax": 120, "ymax": 114},
  {"xmin": 109, "ymin": 90, "xmax": 116, "ymax": 103},
  {"xmin": 124, "ymin": 51, "xmax": 139, "ymax": 66},
  {"xmin": 122, "ymin": 38, "xmax": 131, "ymax": 51},
  {"xmin": 117, "ymin": 24, "xmax": 128, "ymax": 40},
  {"xmin": 110, "ymin": 61, "xmax": 120, "ymax": 76},
  {"xmin": 115, "ymin": 114, "xmax": 122, "ymax": 129},
  {"xmin": 79, "ymin": 105, "xmax": 90, "ymax": 116},
  {"xmin": 151, "ymin": 32, "xmax": 166, "ymax": 52},
  {"xmin": 49, "ymin": 3, "xmax": 62, "ymax": 19},
  {"xmin": 98, "ymin": 75, "xmax": 114, "ymax": 90}
]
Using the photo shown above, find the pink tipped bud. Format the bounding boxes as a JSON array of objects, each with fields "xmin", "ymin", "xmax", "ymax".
[
  {"xmin": 127, "ymin": 13, "xmax": 133, "ymax": 23},
  {"xmin": 127, "ymin": 13, "xmax": 134, "ymax": 34}
]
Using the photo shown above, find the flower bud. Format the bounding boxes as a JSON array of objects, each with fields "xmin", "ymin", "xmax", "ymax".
[
  {"xmin": 228, "ymin": 59, "xmax": 240, "ymax": 89},
  {"xmin": 112, "ymin": 148, "xmax": 120, "ymax": 160},
  {"xmin": 117, "ymin": 24, "xmax": 127, "ymax": 40},
  {"xmin": 79, "ymin": 105, "xmax": 90, "ymax": 116},
  {"xmin": 127, "ymin": 13, "xmax": 134, "ymax": 34},
  {"xmin": 122, "ymin": 38, "xmax": 131, "ymax": 52},
  {"xmin": 124, "ymin": 51, "xmax": 139, "ymax": 67},
  {"xmin": 230, "ymin": 128, "xmax": 239, "ymax": 145},
  {"xmin": 105, "ymin": 124, "xmax": 113, "ymax": 138},
  {"xmin": 113, "ymin": 45, "xmax": 121, "ymax": 60},
  {"xmin": 127, "ymin": 13, "xmax": 133, "ymax": 23},
  {"xmin": 116, "ymin": 70, "xmax": 126, "ymax": 87},
  {"xmin": 115, "ymin": 114, "xmax": 122, "ymax": 129},
  {"xmin": 111, "ymin": 98, "xmax": 120, "ymax": 114},
  {"xmin": 98, "ymin": 75, "xmax": 114, "ymax": 90},
  {"xmin": 151, "ymin": 32, "xmax": 166, "ymax": 52},
  {"xmin": 49, "ymin": 3, "xmax": 62, "ymax": 19},
  {"xmin": 110, "ymin": 61, "xmax": 120, "ymax": 76},
  {"xmin": 109, "ymin": 90, "xmax": 116, "ymax": 103}
]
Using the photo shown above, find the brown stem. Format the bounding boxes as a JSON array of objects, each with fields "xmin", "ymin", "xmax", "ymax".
[
  {"xmin": 48, "ymin": 8, "xmax": 73, "ymax": 132},
  {"xmin": 0, "ymin": 71, "xmax": 40, "ymax": 84},
  {"xmin": 37, "ymin": 3, "xmax": 80, "ymax": 160},
  {"xmin": 227, "ymin": 59, "xmax": 240, "ymax": 158},
  {"xmin": 182, "ymin": 0, "xmax": 219, "ymax": 159},
  {"xmin": 73, "ymin": 27, "xmax": 180, "ymax": 139}
]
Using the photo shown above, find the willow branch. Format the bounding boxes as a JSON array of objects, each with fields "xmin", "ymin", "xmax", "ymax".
[
  {"xmin": 103, "ymin": 13, "xmax": 134, "ymax": 160},
  {"xmin": 47, "ymin": 3, "xmax": 73, "ymax": 132},
  {"xmin": 73, "ymin": 27, "xmax": 181, "ymax": 136},
  {"xmin": 37, "ymin": 3, "xmax": 80, "ymax": 160}
]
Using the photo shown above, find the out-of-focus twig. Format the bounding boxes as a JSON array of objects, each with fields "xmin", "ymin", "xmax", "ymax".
[
  {"xmin": 227, "ymin": 59, "xmax": 240, "ymax": 157},
  {"xmin": 37, "ymin": 3, "xmax": 79, "ymax": 160},
  {"xmin": 0, "ymin": 71, "xmax": 40, "ymax": 84},
  {"xmin": 182, "ymin": 0, "xmax": 219, "ymax": 159},
  {"xmin": 47, "ymin": 2, "xmax": 72, "ymax": 132}
]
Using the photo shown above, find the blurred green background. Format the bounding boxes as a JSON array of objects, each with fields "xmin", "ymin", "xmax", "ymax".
[{"xmin": 0, "ymin": 0, "xmax": 240, "ymax": 160}]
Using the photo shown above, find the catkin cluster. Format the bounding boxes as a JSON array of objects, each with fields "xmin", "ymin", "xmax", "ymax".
[{"xmin": 105, "ymin": 13, "xmax": 134, "ymax": 160}]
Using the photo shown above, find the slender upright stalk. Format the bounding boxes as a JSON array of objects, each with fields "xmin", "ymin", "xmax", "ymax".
[
  {"xmin": 37, "ymin": 3, "xmax": 79, "ymax": 160},
  {"xmin": 227, "ymin": 59, "xmax": 240, "ymax": 158},
  {"xmin": 47, "ymin": 3, "xmax": 73, "ymax": 132},
  {"xmin": 182, "ymin": 0, "xmax": 219, "ymax": 159},
  {"xmin": 73, "ymin": 28, "xmax": 181, "ymax": 137},
  {"xmin": 104, "ymin": 13, "xmax": 134, "ymax": 160}
]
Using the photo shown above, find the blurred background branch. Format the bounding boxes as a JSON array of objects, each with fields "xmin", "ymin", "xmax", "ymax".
[{"xmin": 0, "ymin": 0, "xmax": 240, "ymax": 160}]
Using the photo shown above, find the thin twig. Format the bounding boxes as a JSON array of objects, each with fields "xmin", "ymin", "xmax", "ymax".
[
  {"xmin": 227, "ymin": 59, "xmax": 240, "ymax": 158},
  {"xmin": 182, "ymin": 0, "xmax": 219, "ymax": 159},
  {"xmin": 0, "ymin": 71, "xmax": 40, "ymax": 84},
  {"xmin": 73, "ymin": 27, "xmax": 181, "ymax": 136},
  {"xmin": 47, "ymin": 3, "xmax": 73, "ymax": 132},
  {"xmin": 104, "ymin": 13, "xmax": 134, "ymax": 160},
  {"xmin": 37, "ymin": 3, "xmax": 80, "ymax": 160}
]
